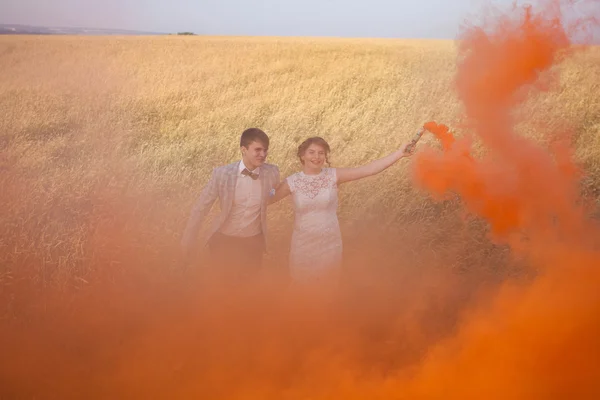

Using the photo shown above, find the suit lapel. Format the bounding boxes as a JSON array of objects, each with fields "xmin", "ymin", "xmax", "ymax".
[
  {"xmin": 260, "ymin": 166, "xmax": 267, "ymax": 203},
  {"xmin": 259, "ymin": 167, "xmax": 268, "ymax": 248},
  {"xmin": 223, "ymin": 162, "xmax": 239, "ymax": 216}
]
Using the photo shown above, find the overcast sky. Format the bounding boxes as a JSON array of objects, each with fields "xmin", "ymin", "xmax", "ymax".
[
  {"xmin": 0, "ymin": 0, "xmax": 523, "ymax": 37},
  {"xmin": 2, "ymin": 0, "xmax": 598, "ymax": 39}
]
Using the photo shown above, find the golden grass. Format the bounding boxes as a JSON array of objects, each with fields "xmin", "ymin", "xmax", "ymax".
[{"xmin": 0, "ymin": 35, "xmax": 599, "ymax": 290}]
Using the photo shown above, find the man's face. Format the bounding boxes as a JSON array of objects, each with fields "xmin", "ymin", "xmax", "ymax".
[{"xmin": 241, "ymin": 140, "xmax": 268, "ymax": 170}]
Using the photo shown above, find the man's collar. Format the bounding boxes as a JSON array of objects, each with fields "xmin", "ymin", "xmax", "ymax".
[{"xmin": 239, "ymin": 160, "xmax": 260, "ymax": 175}]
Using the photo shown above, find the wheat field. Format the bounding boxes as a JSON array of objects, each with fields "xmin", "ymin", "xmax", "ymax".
[
  {"xmin": 0, "ymin": 34, "xmax": 599, "ymax": 290},
  {"xmin": 2, "ymin": 33, "xmax": 600, "ymax": 398}
]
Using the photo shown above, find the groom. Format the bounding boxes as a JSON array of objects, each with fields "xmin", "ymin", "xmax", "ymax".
[{"xmin": 180, "ymin": 128, "xmax": 280, "ymax": 277}]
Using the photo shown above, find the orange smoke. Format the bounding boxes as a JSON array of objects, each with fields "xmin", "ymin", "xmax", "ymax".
[{"xmin": 405, "ymin": 0, "xmax": 600, "ymax": 397}]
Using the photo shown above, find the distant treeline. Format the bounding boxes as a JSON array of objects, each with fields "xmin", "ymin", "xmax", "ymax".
[{"xmin": 0, "ymin": 25, "xmax": 196, "ymax": 36}]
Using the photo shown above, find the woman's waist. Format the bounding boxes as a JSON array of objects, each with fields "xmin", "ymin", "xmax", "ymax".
[{"xmin": 293, "ymin": 217, "xmax": 340, "ymax": 231}]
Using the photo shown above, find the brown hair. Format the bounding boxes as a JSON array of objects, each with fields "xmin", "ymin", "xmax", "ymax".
[
  {"xmin": 240, "ymin": 128, "xmax": 269, "ymax": 149},
  {"xmin": 297, "ymin": 136, "xmax": 331, "ymax": 166}
]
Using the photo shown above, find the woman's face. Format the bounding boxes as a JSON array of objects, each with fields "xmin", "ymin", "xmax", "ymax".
[{"xmin": 301, "ymin": 143, "xmax": 327, "ymax": 169}]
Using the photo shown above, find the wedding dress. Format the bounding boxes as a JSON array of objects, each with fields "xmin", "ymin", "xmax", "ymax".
[{"xmin": 286, "ymin": 167, "xmax": 343, "ymax": 283}]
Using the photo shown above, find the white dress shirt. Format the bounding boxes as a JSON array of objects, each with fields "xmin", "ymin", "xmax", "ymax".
[{"xmin": 219, "ymin": 160, "xmax": 263, "ymax": 237}]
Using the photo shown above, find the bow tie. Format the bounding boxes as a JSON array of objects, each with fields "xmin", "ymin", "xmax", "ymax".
[{"xmin": 241, "ymin": 168, "xmax": 259, "ymax": 180}]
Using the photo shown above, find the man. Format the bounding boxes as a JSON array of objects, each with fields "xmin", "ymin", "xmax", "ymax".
[{"xmin": 180, "ymin": 128, "xmax": 280, "ymax": 278}]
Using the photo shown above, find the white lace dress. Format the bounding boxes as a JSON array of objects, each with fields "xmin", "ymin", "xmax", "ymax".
[{"xmin": 286, "ymin": 168, "xmax": 343, "ymax": 283}]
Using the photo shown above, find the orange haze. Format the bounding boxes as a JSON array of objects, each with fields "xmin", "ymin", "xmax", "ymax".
[
  {"xmin": 1, "ymin": 0, "xmax": 599, "ymax": 399},
  {"xmin": 407, "ymin": 0, "xmax": 600, "ymax": 398}
]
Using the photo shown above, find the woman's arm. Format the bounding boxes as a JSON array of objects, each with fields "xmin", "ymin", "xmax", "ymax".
[
  {"xmin": 336, "ymin": 142, "xmax": 412, "ymax": 185},
  {"xmin": 267, "ymin": 180, "xmax": 292, "ymax": 205}
]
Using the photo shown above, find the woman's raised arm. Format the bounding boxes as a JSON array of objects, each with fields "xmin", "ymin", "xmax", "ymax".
[{"xmin": 335, "ymin": 142, "xmax": 413, "ymax": 185}]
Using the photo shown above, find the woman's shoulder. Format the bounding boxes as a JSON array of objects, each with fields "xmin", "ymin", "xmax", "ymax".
[
  {"xmin": 285, "ymin": 171, "xmax": 302, "ymax": 181},
  {"xmin": 285, "ymin": 172, "xmax": 302, "ymax": 188},
  {"xmin": 312, "ymin": 168, "xmax": 337, "ymax": 187},
  {"xmin": 323, "ymin": 167, "xmax": 337, "ymax": 180},
  {"xmin": 286, "ymin": 168, "xmax": 335, "ymax": 179}
]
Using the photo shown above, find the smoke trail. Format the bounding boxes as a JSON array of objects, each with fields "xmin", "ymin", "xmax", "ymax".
[{"xmin": 405, "ymin": 0, "xmax": 600, "ymax": 397}]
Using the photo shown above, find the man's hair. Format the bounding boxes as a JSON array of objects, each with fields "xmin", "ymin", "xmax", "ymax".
[{"xmin": 240, "ymin": 128, "xmax": 269, "ymax": 149}]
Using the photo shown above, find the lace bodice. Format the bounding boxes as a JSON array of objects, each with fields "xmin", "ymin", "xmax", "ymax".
[
  {"xmin": 286, "ymin": 167, "xmax": 339, "ymax": 231},
  {"xmin": 287, "ymin": 168, "xmax": 337, "ymax": 199}
]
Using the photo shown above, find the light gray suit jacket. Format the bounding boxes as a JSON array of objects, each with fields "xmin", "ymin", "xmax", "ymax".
[{"xmin": 181, "ymin": 161, "xmax": 281, "ymax": 252}]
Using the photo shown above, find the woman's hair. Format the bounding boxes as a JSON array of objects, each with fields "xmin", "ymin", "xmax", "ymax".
[{"xmin": 297, "ymin": 136, "xmax": 331, "ymax": 166}]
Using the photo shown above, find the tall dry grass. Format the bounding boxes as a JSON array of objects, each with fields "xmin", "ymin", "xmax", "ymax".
[
  {"xmin": 0, "ymin": 34, "xmax": 598, "ymax": 294},
  {"xmin": 1, "ymin": 32, "xmax": 600, "ymax": 398}
]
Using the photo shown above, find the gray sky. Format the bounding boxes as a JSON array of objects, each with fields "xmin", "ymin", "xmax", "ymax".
[{"xmin": 1, "ymin": 0, "xmax": 510, "ymax": 38}]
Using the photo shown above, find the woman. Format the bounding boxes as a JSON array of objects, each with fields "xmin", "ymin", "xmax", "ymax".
[{"xmin": 269, "ymin": 136, "xmax": 414, "ymax": 284}]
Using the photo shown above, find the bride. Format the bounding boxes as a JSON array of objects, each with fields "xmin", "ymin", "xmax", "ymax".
[{"xmin": 269, "ymin": 136, "xmax": 414, "ymax": 284}]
